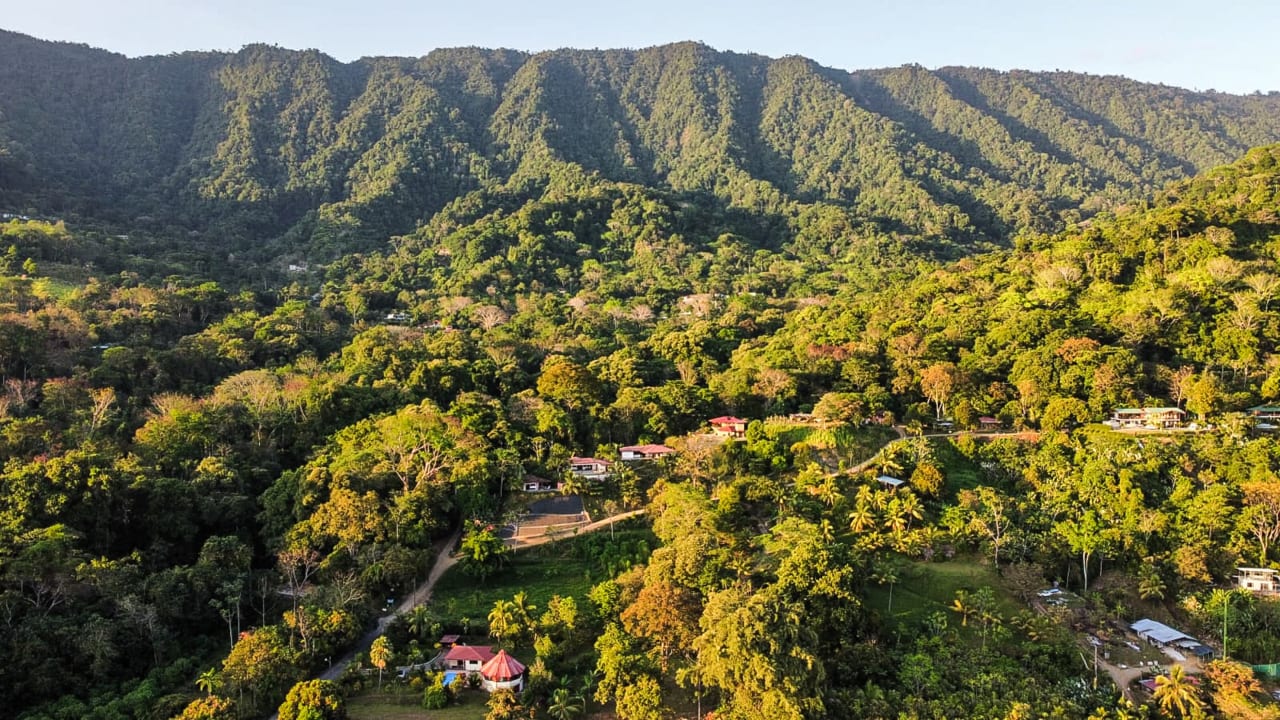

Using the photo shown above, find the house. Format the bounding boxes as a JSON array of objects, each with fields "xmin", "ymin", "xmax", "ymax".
[
  {"xmin": 479, "ymin": 649, "xmax": 526, "ymax": 693},
  {"xmin": 709, "ymin": 416, "xmax": 748, "ymax": 439},
  {"xmin": 522, "ymin": 474, "xmax": 561, "ymax": 493},
  {"xmin": 1108, "ymin": 407, "xmax": 1186, "ymax": 430},
  {"xmin": 1248, "ymin": 406, "xmax": 1280, "ymax": 421},
  {"xmin": 383, "ymin": 311, "xmax": 411, "ymax": 324},
  {"xmin": 619, "ymin": 444, "xmax": 675, "ymax": 461},
  {"xmin": 1237, "ymin": 567, "xmax": 1280, "ymax": 596},
  {"xmin": 438, "ymin": 634, "xmax": 461, "ymax": 648},
  {"xmin": 569, "ymin": 457, "xmax": 611, "ymax": 480},
  {"xmin": 440, "ymin": 644, "xmax": 496, "ymax": 673},
  {"xmin": 876, "ymin": 475, "xmax": 905, "ymax": 490},
  {"xmin": 978, "ymin": 416, "xmax": 1002, "ymax": 431},
  {"xmin": 1130, "ymin": 619, "xmax": 1199, "ymax": 650}
]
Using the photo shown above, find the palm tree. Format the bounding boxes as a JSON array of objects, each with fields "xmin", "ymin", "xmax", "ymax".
[
  {"xmin": 370, "ymin": 635, "xmax": 394, "ymax": 689},
  {"xmin": 407, "ymin": 605, "xmax": 433, "ymax": 641},
  {"xmin": 849, "ymin": 499, "xmax": 877, "ymax": 534},
  {"xmin": 898, "ymin": 491, "xmax": 924, "ymax": 530},
  {"xmin": 488, "ymin": 600, "xmax": 519, "ymax": 645},
  {"xmin": 547, "ymin": 687, "xmax": 584, "ymax": 720},
  {"xmin": 1153, "ymin": 665, "xmax": 1204, "ymax": 718},
  {"xmin": 196, "ymin": 667, "xmax": 220, "ymax": 696},
  {"xmin": 883, "ymin": 498, "xmax": 909, "ymax": 534}
]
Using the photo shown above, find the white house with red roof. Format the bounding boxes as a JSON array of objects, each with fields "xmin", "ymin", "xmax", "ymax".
[
  {"xmin": 479, "ymin": 649, "xmax": 526, "ymax": 692},
  {"xmin": 569, "ymin": 456, "xmax": 612, "ymax": 480},
  {"xmin": 619, "ymin": 444, "xmax": 675, "ymax": 461},
  {"xmin": 440, "ymin": 644, "xmax": 496, "ymax": 673},
  {"xmin": 709, "ymin": 416, "xmax": 748, "ymax": 439}
]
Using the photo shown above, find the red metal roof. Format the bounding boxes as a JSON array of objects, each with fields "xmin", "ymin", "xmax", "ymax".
[
  {"xmin": 620, "ymin": 444, "xmax": 674, "ymax": 454},
  {"xmin": 709, "ymin": 416, "xmax": 746, "ymax": 424},
  {"xmin": 570, "ymin": 456, "xmax": 612, "ymax": 466},
  {"xmin": 444, "ymin": 645, "xmax": 495, "ymax": 664},
  {"xmin": 480, "ymin": 649, "xmax": 526, "ymax": 681}
]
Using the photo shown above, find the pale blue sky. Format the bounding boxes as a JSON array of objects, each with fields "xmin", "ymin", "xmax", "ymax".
[{"xmin": 4, "ymin": 0, "xmax": 1277, "ymax": 93}]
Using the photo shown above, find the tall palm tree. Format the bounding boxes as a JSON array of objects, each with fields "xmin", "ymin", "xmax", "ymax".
[
  {"xmin": 488, "ymin": 600, "xmax": 519, "ymax": 646},
  {"xmin": 407, "ymin": 605, "xmax": 433, "ymax": 642},
  {"xmin": 1153, "ymin": 665, "xmax": 1203, "ymax": 718}
]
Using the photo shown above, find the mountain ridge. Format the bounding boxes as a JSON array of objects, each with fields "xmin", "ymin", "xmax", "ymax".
[{"xmin": 3, "ymin": 29, "xmax": 1280, "ymax": 257}]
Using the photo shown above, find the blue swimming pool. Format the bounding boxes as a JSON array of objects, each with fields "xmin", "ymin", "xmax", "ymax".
[{"xmin": 442, "ymin": 671, "xmax": 463, "ymax": 686}]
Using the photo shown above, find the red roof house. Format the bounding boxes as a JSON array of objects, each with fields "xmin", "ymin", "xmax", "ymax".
[
  {"xmin": 709, "ymin": 416, "xmax": 748, "ymax": 438},
  {"xmin": 619, "ymin": 444, "xmax": 676, "ymax": 461},
  {"xmin": 441, "ymin": 644, "xmax": 496, "ymax": 672}
]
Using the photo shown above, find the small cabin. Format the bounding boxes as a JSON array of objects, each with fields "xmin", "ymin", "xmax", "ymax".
[{"xmin": 978, "ymin": 416, "xmax": 1002, "ymax": 431}]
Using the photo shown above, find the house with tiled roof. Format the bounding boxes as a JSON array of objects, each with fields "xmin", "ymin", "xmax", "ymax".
[
  {"xmin": 619, "ymin": 444, "xmax": 675, "ymax": 461},
  {"xmin": 709, "ymin": 416, "xmax": 748, "ymax": 439}
]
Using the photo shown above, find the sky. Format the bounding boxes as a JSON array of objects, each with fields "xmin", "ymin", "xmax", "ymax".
[{"xmin": 4, "ymin": 0, "xmax": 1279, "ymax": 94}]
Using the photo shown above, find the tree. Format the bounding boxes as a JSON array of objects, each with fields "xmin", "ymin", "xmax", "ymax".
[
  {"xmin": 621, "ymin": 582, "xmax": 702, "ymax": 671},
  {"xmin": 175, "ymin": 695, "xmax": 236, "ymax": 720},
  {"xmin": 197, "ymin": 667, "xmax": 221, "ymax": 696},
  {"xmin": 460, "ymin": 522, "xmax": 510, "ymax": 580},
  {"xmin": 960, "ymin": 487, "xmax": 1013, "ymax": 567},
  {"xmin": 920, "ymin": 363, "xmax": 959, "ymax": 419},
  {"xmin": 488, "ymin": 600, "xmax": 519, "ymax": 646},
  {"xmin": 1056, "ymin": 510, "xmax": 1105, "ymax": 591},
  {"xmin": 547, "ymin": 686, "xmax": 584, "ymax": 720},
  {"xmin": 485, "ymin": 688, "xmax": 523, "ymax": 720},
  {"xmin": 1153, "ymin": 665, "xmax": 1204, "ymax": 718},
  {"xmin": 278, "ymin": 679, "xmax": 346, "ymax": 720},
  {"xmin": 1243, "ymin": 482, "xmax": 1280, "ymax": 566},
  {"xmin": 370, "ymin": 636, "xmax": 393, "ymax": 689}
]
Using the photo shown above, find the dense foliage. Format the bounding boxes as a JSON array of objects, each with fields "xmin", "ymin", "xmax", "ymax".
[{"xmin": 6, "ymin": 28, "xmax": 1280, "ymax": 720}]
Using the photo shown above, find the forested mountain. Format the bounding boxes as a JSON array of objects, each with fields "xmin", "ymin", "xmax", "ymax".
[
  {"xmin": 10, "ymin": 27, "xmax": 1280, "ymax": 720},
  {"xmin": 3, "ymin": 30, "xmax": 1280, "ymax": 262}
]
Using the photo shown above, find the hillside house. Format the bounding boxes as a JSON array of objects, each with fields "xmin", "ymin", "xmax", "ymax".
[
  {"xmin": 709, "ymin": 416, "xmax": 748, "ymax": 439},
  {"xmin": 978, "ymin": 416, "xmax": 1002, "ymax": 431},
  {"xmin": 569, "ymin": 456, "xmax": 611, "ymax": 480},
  {"xmin": 522, "ymin": 474, "xmax": 561, "ymax": 493},
  {"xmin": 1237, "ymin": 567, "xmax": 1280, "ymax": 596},
  {"xmin": 619, "ymin": 444, "xmax": 675, "ymax": 461},
  {"xmin": 1108, "ymin": 407, "xmax": 1186, "ymax": 430},
  {"xmin": 1248, "ymin": 406, "xmax": 1280, "ymax": 421}
]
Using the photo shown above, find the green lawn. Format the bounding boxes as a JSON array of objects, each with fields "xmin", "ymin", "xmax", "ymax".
[
  {"xmin": 865, "ymin": 558, "xmax": 1022, "ymax": 625},
  {"xmin": 347, "ymin": 688, "xmax": 487, "ymax": 720},
  {"xmin": 431, "ymin": 541, "xmax": 608, "ymax": 626}
]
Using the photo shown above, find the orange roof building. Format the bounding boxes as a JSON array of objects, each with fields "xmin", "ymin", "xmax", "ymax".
[{"xmin": 480, "ymin": 649, "xmax": 526, "ymax": 692}]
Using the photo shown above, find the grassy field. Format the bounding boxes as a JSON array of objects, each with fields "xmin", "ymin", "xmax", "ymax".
[
  {"xmin": 347, "ymin": 688, "xmax": 488, "ymax": 720},
  {"xmin": 430, "ymin": 527, "xmax": 655, "ymax": 626},
  {"xmin": 864, "ymin": 558, "xmax": 1023, "ymax": 625}
]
